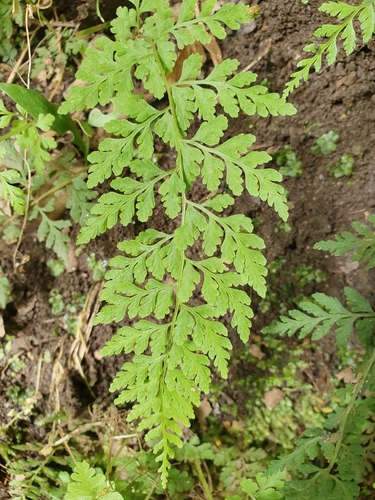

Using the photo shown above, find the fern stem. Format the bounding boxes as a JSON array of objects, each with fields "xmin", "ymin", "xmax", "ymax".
[
  {"xmin": 150, "ymin": 39, "xmax": 191, "ymax": 483},
  {"xmin": 144, "ymin": 484, "xmax": 156, "ymax": 500},
  {"xmin": 12, "ymin": 151, "xmax": 31, "ymax": 270},
  {"xmin": 194, "ymin": 459, "xmax": 213, "ymax": 500},
  {"xmin": 327, "ymin": 346, "xmax": 375, "ymax": 473},
  {"xmin": 32, "ymin": 166, "xmax": 88, "ymax": 206}
]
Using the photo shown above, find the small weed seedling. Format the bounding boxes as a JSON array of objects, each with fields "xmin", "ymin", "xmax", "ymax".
[
  {"xmin": 312, "ymin": 130, "xmax": 339, "ymax": 155},
  {"xmin": 327, "ymin": 152, "xmax": 354, "ymax": 178},
  {"xmin": 273, "ymin": 145, "xmax": 302, "ymax": 178}
]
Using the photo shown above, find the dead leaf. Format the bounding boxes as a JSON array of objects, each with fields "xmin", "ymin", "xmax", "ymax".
[
  {"xmin": 93, "ymin": 350, "xmax": 103, "ymax": 361},
  {"xmin": 335, "ymin": 71, "xmax": 357, "ymax": 88},
  {"xmin": 226, "ymin": 420, "xmax": 246, "ymax": 434},
  {"xmin": 336, "ymin": 367, "xmax": 360, "ymax": 384},
  {"xmin": 0, "ymin": 315, "xmax": 5, "ymax": 338},
  {"xmin": 264, "ymin": 388, "xmax": 285, "ymax": 409},
  {"xmin": 339, "ymin": 255, "xmax": 359, "ymax": 274},
  {"xmin": 195, "ymin": 397, "xmax": 212, "ymax": 427},
  {"xmin": 249, "ymin": 344, "xmax": 265, "ymax": 360},
  {"xmin": 67, "ymin": 243, "xmax": 78, "ymax": 273},
  {"xmin": 321, "ymin": 407, "xmax": 334, "ymax": 414},
  {"xmin": 203, "ymin": 35, "xmax": 222, "ymax": 66},
  {"xmin": 167, "ymin": 42, "xmax": 206, "ymax": 84}
]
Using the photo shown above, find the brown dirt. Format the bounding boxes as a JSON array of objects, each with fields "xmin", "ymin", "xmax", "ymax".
[{"xmin": 1, "ymin": 0, "xmax": 375, "ymax": 497}]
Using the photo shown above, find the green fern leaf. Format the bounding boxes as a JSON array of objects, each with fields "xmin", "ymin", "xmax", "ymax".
[
  {"xmin": 59, "ymin": 1, "xmax": 297, "ymax": 486},
  {"xmin": 177, "ymin": 261, "xmax": 201, "ymax": 303},
  {"xmin": 0, "ymin": 168, "xmax": 25, "ymax": 215},
  {"xmin": 359, "ymin": 6, "xmax": 375, "ymax": 42},
  {"xmin": 263, "ymin": 288, "xmax": 375, "ymax": 349},
  {"xmin": 101, "ymin": 321, "xmax": 170, "ymax": 356},
  {"xmin": 37, "ymin": 205, "xmax": 71, "ymax": 264},
  {"xmin": 67, "ymin": 174, "xmax": 97, "ymax": 225},
  {"xmin": 314, "ymin": 216, "xmax": 375, "ymax": 268},
  {"xmin": 0, "ymin": 267, "xmax": 10, "ymax": 308},
  {"xmin": 284, "ymin": 1, "xmax": 373, "ymax": 96}
]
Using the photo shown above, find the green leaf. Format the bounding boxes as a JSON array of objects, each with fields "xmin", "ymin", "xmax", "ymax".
[
  {"xmin": 359, "ymin": 6, "xmax": 375, "ymax": 42},
  {"xmin": 314, "ymin": 216, "xmax": 375, "ymax": 268},
  {"xmin": 174, "ymin": 204, "xmax": 207, "ymax": 251},
  {"xmin": 203, "ymin": 216, "xmax": 223, "ymax": 256},
  {"xmin": 0, "ymin": 268, "xmax": 11, "ymax": 309},
  {"xmin": 254, "ymin": 168, "xmax": 289, "ymax": 221},
  {"xmin": 67, "ymin": 173, "xmax": 97, "ymax": 225},
  {"xmin": 159, "ymin": 172, "xmax": 185, "ymax": 218},
  {"xmin": 101, "ymin": 321, "xmax": 170, "ymax": 356},
  {"xmin": 172, "ymin": 86, "xmax": 197, "ymax": 131},
  {"xmin": 191, "ymin": 308, "xmax": 231, "ymax": 377},
  {"xmin": 284, "ymin": 2, "xmax": 366, "ymax": 96},
  {"xmin": 240, "ymin": 470, "xmax": 285, "ymax": 500},
  {"xmin": 178, "ymin": 52, "xmax": 203, "ymax": 82},
  {"xmin": 192, "ymin": 115, "xmax": 227, "ymax": 146},
  {"xmin": 0, "ymin": 99, "xmax": 14, "ymax": 128},
  {"xmin": 176, "ymin": 261, "xmax": 201, "ymax": 303},
  {"xmin": 263, "ymin": 288, "xmax": 375, "ymax": 349},
  {"xmin": 37, "ymin": 209, "xmax": 71, "ymax": 264},
  {"xmin": 0, "ymin": 169, "xmax": 25, "ymax": 214},
  {"xmin": 65, "ymin": 462, "xmax": 107, "ymax": 500},
  {"xmin": 0, "ymin": 83, "xmax": 86, "ymax": 154}
]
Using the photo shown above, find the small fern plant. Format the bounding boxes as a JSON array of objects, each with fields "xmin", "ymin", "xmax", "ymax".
[
  {"xmin": 59, "ymin": 0, "xmax": 295, "ymax": 485},
  {"xmin": 262, "ymin": 217, "xmax": 375, "ymax": 499},
  {"xmin": 285, "ymin": 0, "xmax": 375, "ymax": 96}
]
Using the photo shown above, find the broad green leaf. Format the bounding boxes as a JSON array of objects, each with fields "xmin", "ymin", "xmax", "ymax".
[
  {"xmin": 65, "ymin": 462, "xmax": 106, "ymax": 500},
  {"xmin": 0, "ymin": 83, "xmax": 86, "ymax": 154}
]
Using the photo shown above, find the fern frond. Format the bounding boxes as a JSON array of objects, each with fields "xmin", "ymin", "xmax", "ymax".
[
  {"xmin": 35, "ymin": 203, "xmax": 71, "ymax": 264},
  {"xmin": 314, "ymin": 215, "xmax": 375, "ymax": 268},
  {"xmin": 59, "ymin": 0, "xmax": 297, "ymax": 485},
  {"xmin": 262, "ymin": 287, "xmax": 375, "ymax": 349},
  {"xmin": 285, "ymin": 1, "xmax": 375, "ymax": 97}
]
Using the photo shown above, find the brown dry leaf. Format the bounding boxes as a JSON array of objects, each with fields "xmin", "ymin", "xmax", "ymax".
[
  {"xmin": 195, "ymin": 397, "xmax": 212, "ymax": 427},
  {"xmin": 167, "ymin": 42, "xmax": 206, "ymax": 84},
  {"xmin": 264, "ymin": 388, "xmax": 285, "ymax": 409},
  {"xmin": 227, "ymin": 420, "xmax": 246, "ymax": 434},
  {"xmin": 321, "ymin": 407, "xmax": 334, "ymax": 414},
  {"xmin": 67, "ymin": 242, "xmax": 78, "ymax": 273},
  {"xmin": 249, "ymin": 343, "xmax": 265, "ymax": 360},
  {"xmin": 336, "ymin": 367, "xmax": 360, "ymax": 384},
  {"xmin": 0, "ymin": 315, "xmax": 5, "ymax": 338},
  {"xmin": 171, "ymin": 2, "xmax": 182, "ymax": 21},
  {"xmin": 93, "ymin": 350, "xmax": 103, "ymax": 361},
  {"xmin": 203, "ymin": 35, "xmax": 222, "ymax": 66}
]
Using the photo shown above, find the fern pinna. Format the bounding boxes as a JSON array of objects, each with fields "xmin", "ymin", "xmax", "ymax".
[{"xmin": 59, "ymin": 0, "xmax": 295, "ymax": 485}]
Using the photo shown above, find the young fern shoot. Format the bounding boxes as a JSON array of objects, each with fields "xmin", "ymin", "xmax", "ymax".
[{"xmin": 59, "ymin": 0, "xmax": 295, "ymax": 485}]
